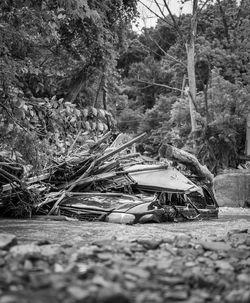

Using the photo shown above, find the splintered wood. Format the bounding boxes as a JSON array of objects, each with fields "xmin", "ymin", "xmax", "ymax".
[{"xmin": 0, "ymin": 132, "xmax": 147, "ymax": 217}]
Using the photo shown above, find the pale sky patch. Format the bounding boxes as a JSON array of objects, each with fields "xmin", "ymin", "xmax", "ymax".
[{"xmin": 133, "ymin": 0, "xmax": 192, "ymax": 31}]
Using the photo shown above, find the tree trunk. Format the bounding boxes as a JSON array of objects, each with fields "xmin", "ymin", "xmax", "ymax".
[
  {"xmin": 186, "ymin": 43, "xmax": 197, "ymax": 133},
  {"xmin": 246, "ymin": 113, "xmax": 250, "ymax": 156},
  {"xmin": 159, "ymin": 143, "xmax": 214, "ymax": 185},
  {"xmin": 103, "ymin": 78, "xmax": 110, "ymax": 130},
  {"xmin": 204, "ymin": 82, "xmax": 209, "ymax": 125},
  {"xmin": 185, "ymin": 0, "xmax": 198, "ymax": 140}
]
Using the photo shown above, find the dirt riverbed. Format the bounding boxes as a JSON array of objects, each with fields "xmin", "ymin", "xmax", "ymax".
[{"xmin": 0, "ymin": 207, "xmax": 250, "ymax": 303}]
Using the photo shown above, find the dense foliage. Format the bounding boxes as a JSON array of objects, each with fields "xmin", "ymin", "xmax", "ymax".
[
  {"xmin": 0, "ymin": 0, "xmax": 137, "ymax": 169},
  {"xmin": 115, "ymin": 0, "xmax": 250, "ymax": 173},
  {"xmin": 1, "ymin": 0, "xmax": 249, "ymax": 174}
]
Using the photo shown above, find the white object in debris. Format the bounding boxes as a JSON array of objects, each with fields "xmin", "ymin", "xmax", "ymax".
[{"xmin": 106, "ymin": 213, "xmax": 135, "ymax": 224}]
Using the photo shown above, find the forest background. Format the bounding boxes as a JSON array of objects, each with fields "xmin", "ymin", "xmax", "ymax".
[{"xmin": 0, "ymin": 0, "xmax": 249, "ymax": 175}]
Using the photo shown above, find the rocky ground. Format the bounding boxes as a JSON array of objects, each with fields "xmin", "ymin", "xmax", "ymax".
[{"xmin": 0, "ymin": 208, "xmax": 250, "ymax": 303}]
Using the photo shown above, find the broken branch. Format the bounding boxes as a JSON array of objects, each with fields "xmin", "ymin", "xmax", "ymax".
[{"xmin": 159, "ymin": 143, "xmax": 214, "ymax": 184}]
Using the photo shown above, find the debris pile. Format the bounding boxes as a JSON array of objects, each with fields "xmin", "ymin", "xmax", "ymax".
[{"xmin": 0, "ymin": 132, "xmax": 219, "ymax": 223}]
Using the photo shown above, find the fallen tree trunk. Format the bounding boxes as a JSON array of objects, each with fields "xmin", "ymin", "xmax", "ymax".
[{"xmin": 159, "ymin": 144, "xmax": 214, "ymax": 184}]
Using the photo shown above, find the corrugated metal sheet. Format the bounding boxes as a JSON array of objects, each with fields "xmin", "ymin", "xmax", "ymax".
[{"xmin": 126, "ymin": 165, "xmax": 199, "ymax": 193}]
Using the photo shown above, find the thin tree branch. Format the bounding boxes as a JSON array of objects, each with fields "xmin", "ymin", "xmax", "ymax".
[
  {"xmin": 187, "ymin": 89, "xmax": 198, "ymax": 112},
  {"xmin": 148, "ymin": 35, "xmax": 187, "ymax": 68},
  {"xmin": 140, "ymin": 84, "xmax": 154, "ymax": 89},
  {"xmin": 216, "ymin": 0, "xmax": 230, "ymax": 44},
  {"xmin": 189, "ymin": 0, "xmax": 198, "ymax": 43},
  {"xmin": 133, "ymin": 78, "xmax": 182, "ymax": 92},
  {"xmin": 193, "ymin": 0, "xmax": 198, "ymax": 14},
  {"xmin": 143, "ymin": 41, "xmax": 167, "ymax": 58},
  {"xmin": 153, "ymin": 0, "xmax": 167, "ymax": 19},
  {"xmin": 181, "ymin": 74, "xmax": 187, "ymax": 98},
  {"xmin": 162, "ymin": 0, "xmax": 185, "ymax": 42},
  {"xmin": 0, "ymin": 103, "xmax": 32, "ymax": 135},
  {"xmin": 93, "ymin": 74, "xmax": 104, "ymax": 107},
  {"xmin": 138, "ymin": 0, "xmax": 175, "ymax": 29},
  {"xmin": 197, "ymin": 0, "xmax": 211, "ymax": 16},
  {"xmin": 235, "ymin": 0, "xmax": 245, "ymax": 30}
]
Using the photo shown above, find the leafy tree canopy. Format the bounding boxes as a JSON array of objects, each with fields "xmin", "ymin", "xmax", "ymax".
[
  {"xmin": 0, "ymin": 0, "xmax": 137, "ymax": 168},
  {"xmin": 115, "ymin": 0, "xmax": 250, "ymax": 173}
]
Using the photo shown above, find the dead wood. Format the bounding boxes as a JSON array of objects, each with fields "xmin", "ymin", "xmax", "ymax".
[
  {"xmin": 1, "ymin": 131, "xmax": 216, "ymax": 219},
  {"xmin": 46, "ymin": 133, "xmax": 147, "ymax": 214},
  {"xmin": 96, "ymin": 133, "xmax": 146, "ymax": 164},
  {"xmin": 159, "ymin": 143, "xmax": 214, "ymax": 184}
]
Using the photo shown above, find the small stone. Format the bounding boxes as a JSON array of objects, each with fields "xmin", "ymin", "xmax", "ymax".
[
  {"xmin": 162, "ymin": 235, "xmax": 175, "ymax": 244},
  {"xmin": 76, "ymin": 263, "xmax": 89, "ymax": 274},
  {"xmin": 65, "ymin": 262, "xmax": 88, "ymax": 274},
  {"xmin": 155, "ymin": 259, "xmax": 173, "ymax": 270},
  {"xmin": 75, "ymin": 245, "xmax": 99, "ymax": 259},
  {"xmin": 160, "ymin": 243, "xmax": 177, "ymax": 255},
  {"xmin": 237, "ymin": 273, "xmax": 250, "ymax": 283},
  {"xmin": 237, "ymin": 244, "xmax": 249, "ymax": 250},
  {"xmin": 136, "ymin": 291, "xmax": 162, "ymax": 303},
  {"xmin": 200, "ymin": 241, "xmax": 231, "ymax": 252},
  {"xmin": 230, "ymin": 233, "xmax": 249, "ymax": 247},
  {"xmin": 192, "ymin": 289, "xmax": 211, "ymax": 300},
  {"xmin": 97, "ymin": 252, "xmax": 113, "ymax": 261},
  {"xmin": 10, "ymin": 244, "xmax": 41, "ymax": 259},
  {"xmin": 203, "ymin": 258, "xmax": 214, "ymax": 268},
  {"xmin": 36, "ymin": 239, "xmax": 51, "ymax": 246},
  {"xmin": 209, "ymin": 252, "xmax": 219, "ymax": 260},
  {"xmin": 228, "ymin": 248, "xmax": 250, "ymax": 259},
  {"xmin": 215, "ymin": 260, "xmax": 234, "ymax": 271},
  {"xmin": 0, "ymin": 258, "xmax": 5, "ymax": 267},
  {"xmin": 0, "ymin": 295, "xmax": 19, "ymax": 303},
  {"xmin": 136, "ymin": 238, "xmax": 162, "ymax": 250},
  {"xmin": 92, "ymin": 275, "xmax": 113, "ymax": 288},
  {"xmin": 175, "ymin": 234, "xmax": 191, "ymax": 242},
  {"xmin": 124, "ymin": 281, "xmax": 136, "ymax": 290},
  {"xmin": 164, "ymin": 290, "xmax": 189, "ymax": 301},
  {"xmin": 129, "ymin": 243, "xmax": 146, "ymax": 253},
  {"xmin": 54, "ymin": 263, "xmax": 64, "ymax": 273},
  {"xmin": 0, "ymin": 234, "xmax": 17, "ymax": 250},
  {"xmin": 29, "ymin": 273, "xmax": 51, "ymax": 288},
  {"xmin": 225, "ymin": 289, "xmax": 250, "ymax": 303},
  {"xmin": 175, "ymin": 235, "xmax": 192, "ymax": 248},
  {"xmin": 67, "ymin": 286, "xmax": 90, "ymax": 300},
  {"xmin": 0, "ymin": 250, "xmax": 7, "ymax": 257},
  {"xmin": 125, "ymin": 267, "xmax": 150, "ymax": 279},
  {"xmin": 23, "ymin": 259, "xmax": 33, "ymax": 270},
  {"xmin": 33, "ymin": 259, "xmax": 50, "ymax": 271},
  {"xmin": 197, "ymin": 257, "xmax": 207, "ymax": 263},
  {"xmin": 92, "ymin": 239, "xmax": 113, "ymax": 247},
  {"xmin": 185, "ymin": 261, "xmax": 196, "ymax": 267},
  {"xmin": 96, "ymin": 287, "xmax": 131, "ymax": 303},
  {"xmin": 51, "ymin": 275, "xmax": 68, "ymax": 290},
  {"xmin": 8, "ymin": 259, "xmax": 20, "ymax": 272},
  {"xmin": 245, "ymin": 236, "xmax": 250, "ymax": 246},
  {"xmin": 39, "ymin": 244, "xmax": 61, "ymax": 258},
  {"xmin": 157, "ymin": 276, "xmax": 184, "ymax": 286},
  {"xmin": 227, "ymin": 229, "xmax": 248, "ymax": 237}
]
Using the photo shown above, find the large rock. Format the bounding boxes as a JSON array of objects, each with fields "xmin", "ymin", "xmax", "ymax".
[
  {"xmin": 0, "ymin": 233, "xmax": 17, "ymax": 250},
  {"xmin": 214, "ymin": 170, "xmax": 250, "ymax": 207},
  {"xmin": 10, "ymin": 243, "xmax": 41, "ymax": 258}
]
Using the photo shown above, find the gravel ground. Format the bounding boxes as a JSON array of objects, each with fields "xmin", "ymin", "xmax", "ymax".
[{"xmin": 0, "ymin": 207, "xmax": 250, "ymax": 303}]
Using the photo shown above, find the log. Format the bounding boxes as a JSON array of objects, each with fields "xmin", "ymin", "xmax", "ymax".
[{"xmin": 159, "ymin": 144, "xmax": 214, "ymax": 184}]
